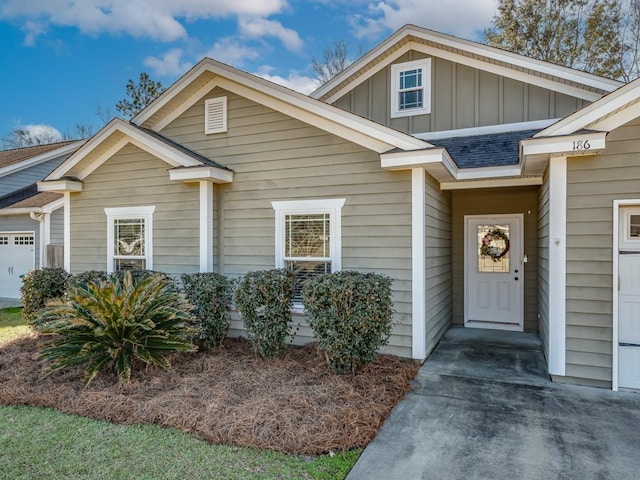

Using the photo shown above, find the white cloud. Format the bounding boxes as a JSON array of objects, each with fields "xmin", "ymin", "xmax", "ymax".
[
  {"xmin": 239, "ymin": 17, "xmax": 303, "ymax": 52},
  {"xmin": 20, "ymin": 124, "xmax": 63, "ymax": 143},
  {"xmin": 352, "ymin": 0, "xmax": 497, "ymax": 40},
  {"xmin": 0, "ymin": 0, "xmax": 289, "ymax": 43},
  {"xmin": 22, "ymin": 21, "xmax": 46, "ymax": 46},
  {"xmin": 257, "ymin": 70, "xmax": 320, "ymax": 94},
  {"xmin": 203, "ymin": 37, "xmax": 261, "ymax": 67},
  {"xmin": 144, "ymin": 48, "xmax": 193, "ymax": 76}
]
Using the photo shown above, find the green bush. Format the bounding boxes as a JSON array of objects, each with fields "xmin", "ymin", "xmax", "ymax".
[
  {"xmin": 234, "ymin": 269, "xmax": 294, "ymax": 358},
  {"xmin": 37, "ymin": 270, "xmax": 197, "ymax": 385},
  {"xmin": 70, "ymin": 270, "xmax": 110, "ymax": 287},
  {"xmin": 181, "ymin": 272, "xmax": 233, "ymax": 347},
  {"xmin": 302, "ymin": 271, "xmax": 394, "ymax": 374},
  {"xmin": 21, "ymin": 268, "xmax": 70, "ymax": 327}
]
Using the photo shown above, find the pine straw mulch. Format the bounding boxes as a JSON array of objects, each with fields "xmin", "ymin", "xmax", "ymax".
[{"xmin": 0, "ymin": 333, "xmax": 419, "ymax": 455}]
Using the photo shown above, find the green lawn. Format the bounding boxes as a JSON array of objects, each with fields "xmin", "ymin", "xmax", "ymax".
[
  {"xmin": 0, "ymin": 307, "xmax": 29, "ymax": 344},
  {"xmin": 0, "ymin": 309, "xmax": 360, "ymax": 479}
]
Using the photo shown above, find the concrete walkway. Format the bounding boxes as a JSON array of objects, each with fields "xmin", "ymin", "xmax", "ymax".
[{"xmin": 347, "ymin": 327, "xmax": 640, "ymax": 480}]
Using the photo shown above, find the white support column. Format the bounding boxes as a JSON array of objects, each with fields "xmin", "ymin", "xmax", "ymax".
[
  {"xmin": 63, "ymin": 192, "xmax": 71, "ymax": 272},
  {"xmin": 548, "ymin": 155, "xmax": 567, "ymax": 376},
  {"xmin": 412, "ymin": 168, "xmax": 427, "ymax": 360},
  {"xmin": 199, "ymin": 180, "xmax": 214, "ymax": 272}
]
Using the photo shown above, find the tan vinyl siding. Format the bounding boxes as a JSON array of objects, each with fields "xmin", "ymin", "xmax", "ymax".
[
  {"xmin": 332, "ymin": 51, "xmax": 587, "ymax": 135},
  {"xmin": 69, "ymin": 144, "xmax": 200, "ymax": 275},
  {"xmin": 50, "ymin": 207, "xmax": 64, "ymax": 246},
  {"xmin": 451, "ymin": 187, "xmax": 539, "ymax": 331},
  {"xmin": 160, "ymin": 88, "xmax": 413, "ymax": 357},
  {"xmin": 426, "ymin": 174, "xmax": 452, "ymax": 354},
  {"xmin": 538, "ymin": 167, "xmax": 550, "ymax": 361},
  {"xmin": 565, "ymin": 117, "xmax": 640, "ymax": 386}
]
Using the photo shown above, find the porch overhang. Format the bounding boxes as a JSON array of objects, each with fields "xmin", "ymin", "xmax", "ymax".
[
  {"xmin": 168, "ymin": 165, "xmax": 234, "ymax": 183},
  {"xmin": 37, "ymin": 179, "xmax": 83, "ymax": 193},
  {"xmin": 519, "ymin": 131, "xmax": 607, "ymax": 173}
]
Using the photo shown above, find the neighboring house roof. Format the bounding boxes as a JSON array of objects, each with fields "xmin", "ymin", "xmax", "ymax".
[
  {"xmin": 311, "ymin": 24, "xmax": 623, "ymax": 104},
  {"xmin": 0, "ymin": 140, "xmax": 81, "ymax": 178},
  {"xmin": 131, "ymin": 57, "xmax": 432, "ymax": 154},
  {"xmin": 0, "ymin": 183, "xmax": 61, "ymax": 210},
  {"xmin": 430, "ymin": 129, "xmax": 539, "ymax": 168},
  {"xmin": 537, "ymin": 76, "xmax": 640, "ymax": 137},
  {"xmin": 0, "ymin": 141, "xmax": 76, "ymax": 169}
]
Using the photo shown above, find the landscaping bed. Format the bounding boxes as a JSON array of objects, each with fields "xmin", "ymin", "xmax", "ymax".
[{"xmin": 0, "ymin": 334, "xmax": 419, "ymax": 455}]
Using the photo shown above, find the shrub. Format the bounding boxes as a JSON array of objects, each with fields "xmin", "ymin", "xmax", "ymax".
[
  {"xmin": 70, "ymin": 270, "xmax": 110, "ymax": 287},
  {"xmin": 234, "ymin": 269, "xmax": 294, "ymax": 358},
  {"xmin": 181, "ymin": 273, "xmax": 233, "ymax": 347},
  {"xmin": 21, "ymin": 268, "xmax": 70, "ymax": 327},
  {"xmin": 302, "ymin": 271, "xmax": 394, "ymax": 374},
  {"xmin": 37, "ymin": 270, "xmax": 197, "ymax": 385}
]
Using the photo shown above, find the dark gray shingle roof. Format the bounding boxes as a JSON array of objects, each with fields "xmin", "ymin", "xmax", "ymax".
[{"xmin": 429, "ymin": 129, "xmax": 540, "ymax": 168}]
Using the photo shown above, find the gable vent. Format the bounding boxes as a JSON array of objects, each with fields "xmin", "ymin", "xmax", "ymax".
[{"xmin": 204, "ymin": 96, "xmax": 227, "ymax": 134}]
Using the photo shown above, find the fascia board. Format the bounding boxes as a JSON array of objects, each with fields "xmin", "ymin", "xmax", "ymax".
[
  {"xmin": 521, "ymin": 132, "xmax": 606, "ymax": 156},
  {"xmin": 0, "ymin": 207, "xmax": 42, "ymax": 215}
]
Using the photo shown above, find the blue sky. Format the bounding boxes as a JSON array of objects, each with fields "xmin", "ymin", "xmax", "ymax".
[{"xmin": 0, "ymin": 0, "xmax": 497, "ymax": 145}]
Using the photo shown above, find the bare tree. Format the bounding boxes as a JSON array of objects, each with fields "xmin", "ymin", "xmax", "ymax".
[
  {"xmin": 2, "ymin": 127, "xmax": 62, "ymax": 149},
  {"xmin": 312, "ymin": 40, "xmax": 364, "ymax": 83}
]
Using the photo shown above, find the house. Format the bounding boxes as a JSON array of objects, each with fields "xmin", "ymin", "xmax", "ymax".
[
  {"xmin": 37, "ymin": 24, "xmax": 640, "ymax": 391},
  {"xmin": 0, "ymin": 141, "xmax": 81, "ymax": 297}
]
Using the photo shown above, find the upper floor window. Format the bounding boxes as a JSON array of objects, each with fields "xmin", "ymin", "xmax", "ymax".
[{"xmin": 391, "ymin": 59, "xmax": 431, "ymax": 118}]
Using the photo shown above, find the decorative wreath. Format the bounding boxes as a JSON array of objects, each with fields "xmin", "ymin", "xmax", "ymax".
[{"xmin": 480, "ymin": 228, "xmax": 510, "ymax": 262}]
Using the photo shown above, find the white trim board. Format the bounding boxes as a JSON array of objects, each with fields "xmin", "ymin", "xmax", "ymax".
[
  {"xmin": 416, "ymin": 119, "xmax": 560, "ymax": 141},
  {"xmin": 411, "ymin": 168, "xmax": 426, "ymax": 360}
]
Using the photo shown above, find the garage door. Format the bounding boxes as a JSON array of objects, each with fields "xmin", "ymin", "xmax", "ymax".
[{"xmin": 0, "ymin": 232, "xmax": 35, "ymax": 299}]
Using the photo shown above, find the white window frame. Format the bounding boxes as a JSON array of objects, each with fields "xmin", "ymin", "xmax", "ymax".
[
  {"xmin": 390, "ymin": 59, "xmax": 432, "ymax": 118},
  {"xmin": 618, "ymin": 206, "xmax": 640, "ymax": 251},
  {"xmin": 105, "ymin": 206, "xmax": 155, "ymax": 274},
  {"xmin": 271, "ymin": 198, "xmax": 345, "ymax": 307}
]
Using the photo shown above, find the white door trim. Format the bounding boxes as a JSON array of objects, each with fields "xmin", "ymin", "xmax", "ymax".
[
  {"xmin": 612, "ymin": 199, "xmax": 640, "ymax": 391},
  {"xmin": 464, "ymin": 214, "xmax": 524, "ymax": 331}
]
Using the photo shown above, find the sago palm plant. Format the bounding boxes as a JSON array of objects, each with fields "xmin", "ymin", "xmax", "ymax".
[{"xmin": 37, "ymin": 271, "xmax": 197, "ymax": 385}]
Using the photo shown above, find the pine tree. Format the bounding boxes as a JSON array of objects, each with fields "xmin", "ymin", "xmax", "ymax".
[{"xmin": 115, "ymin": 72, "xmax": 166, "ymax": 119}]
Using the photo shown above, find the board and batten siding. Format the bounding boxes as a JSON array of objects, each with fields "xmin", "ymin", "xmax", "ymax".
[
  {"xmin": 160, "ymin": 88, "xmax": 414, "ymax": 357},
  {"xmin": 426, "ymin": 173, "xmax": 452, "ymax": 354},
  {"xmin": 0, "ymin": 156, "xmax": 68, "ymax": 197},
  {"xmin": 451, "ymin": 187, "xmax": 539, "ymax": 331},
  {"xmin": 69, "ymin": 144, "xmax": 200, "ymax": 276},
  {"xmin": 332, "ymin": 51, "xmax": 587, "ymax": 136},
  {"xmin": 537, "ymin": 167, "xmax": 550, "ymax": 362},
  {"xmin": 565, "ymin": 117, "xmax": 640, "ymax": 387}
]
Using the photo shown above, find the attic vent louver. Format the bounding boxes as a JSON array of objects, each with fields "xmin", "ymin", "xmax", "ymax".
[{"xmin": 205, "ymin": 96, "xmax": 227, "ymax": 134}]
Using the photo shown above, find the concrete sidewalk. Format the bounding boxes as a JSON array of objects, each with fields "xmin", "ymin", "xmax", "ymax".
[{"xmin": 347, "ymin": 328, "xmax": 640, "ymax": 480}]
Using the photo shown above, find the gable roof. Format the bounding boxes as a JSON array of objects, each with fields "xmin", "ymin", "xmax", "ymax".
[
  {"xmin": 45, "ymin": 118, "xmax": 231, "ymax": 182},
  {"xmin": 131, "ymin": 57, "xmax": 432, "ymax": 154},
  {"xmin": 536, "ymin": 76, "xmax": 640, "ymax": 137},
  {"xmin": 0, "ymin": 183, "xmax": 62, "ymax": 212},
  {"xmin": 311, "ymin": 24, "xmax": 623, "ymax": 104},
  {"xmin": 0, "ymin": 141, "xmax": 81, "ymax": 177}
]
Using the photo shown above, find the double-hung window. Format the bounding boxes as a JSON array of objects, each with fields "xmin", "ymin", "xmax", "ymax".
[
  {"xmin": 391, "ymin": 59, "xmax": 431, "ymax": 118},
  {"xmin": 272, "ymin": 198, "xmax": 345, "ymax": 304},
  {"xmin": 105, "ymin": 206, "xmax": 155, "ymax": 273}
]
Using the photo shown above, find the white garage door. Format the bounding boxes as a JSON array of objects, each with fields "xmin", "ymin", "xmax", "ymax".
[{"xmin": 0, "ymin": 232, "xmax": 35, "ymax": 299}]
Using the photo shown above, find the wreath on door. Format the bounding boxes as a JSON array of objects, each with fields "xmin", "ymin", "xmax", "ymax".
[{"xmin": 480, "ymin": 227, "xmax": 510, "ymax": 261}]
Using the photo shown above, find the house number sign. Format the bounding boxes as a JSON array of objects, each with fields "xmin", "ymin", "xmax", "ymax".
[{"xmin": 572, "ymin": 139, "xmax": 592, "ymax": 151}]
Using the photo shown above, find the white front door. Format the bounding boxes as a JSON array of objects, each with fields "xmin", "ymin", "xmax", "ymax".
[
  {"xmin": 618, "ymin": 254, "xmax": 640, "ymax": 389},
  {"xmin": 464, "ymin": 215, "xmax": 524, "ymax": 331},
  {"xmin": 0, "ymin": 232, "xmax": 35, "ymax": 299}
]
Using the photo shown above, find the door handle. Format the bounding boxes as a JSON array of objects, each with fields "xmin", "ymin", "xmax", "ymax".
[{"xmin": 514, "ymin": 276, "xmax": 519, "ymax": 281}]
